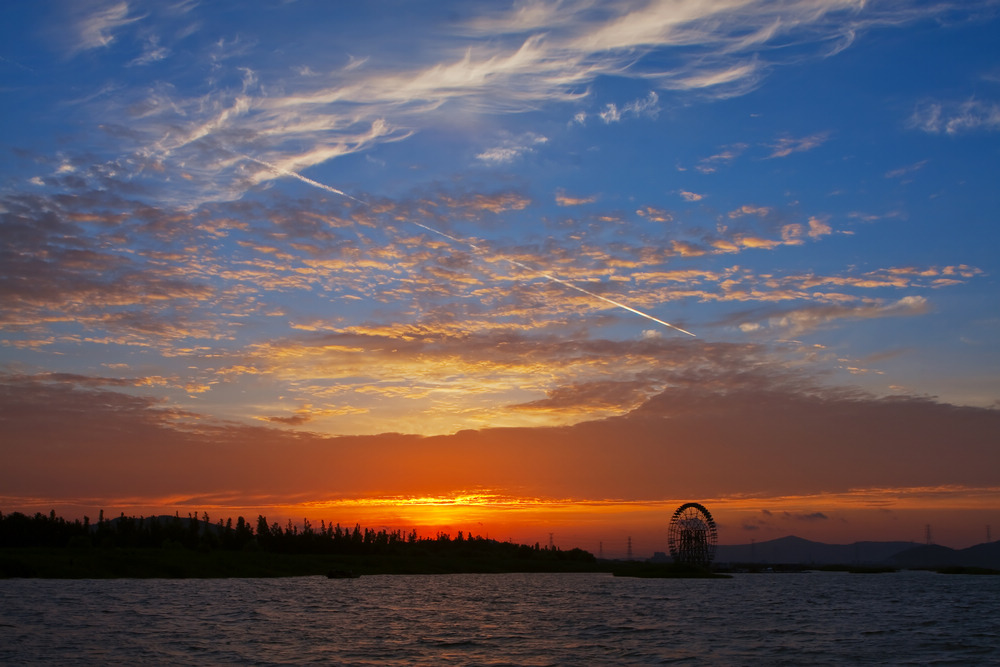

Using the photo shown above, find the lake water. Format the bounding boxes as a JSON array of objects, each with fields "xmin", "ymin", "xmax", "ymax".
[{"xmin": 1, "ymin": 571, "xmax": 998, "ymax": 665}]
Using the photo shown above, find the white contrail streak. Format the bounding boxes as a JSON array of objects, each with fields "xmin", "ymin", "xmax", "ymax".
[
  {"xmin": 412, "ymin": 222, "xmax": 696, "ymax": 337},
  {"xmin": 242, "ymin": 154, "xmax": 368, "ymax": 205},
  {"xmin": 245, "ymin": 156, "xmax": 695, "ymax": 336}
]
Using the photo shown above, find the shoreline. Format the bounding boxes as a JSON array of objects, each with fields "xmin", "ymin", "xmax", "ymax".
[
  {"xmin": 0, "ymin": 547, "xmax": 725, "ymax": 579},
  {"xmin": 4, "ymin": 548, "xmax": 992, "ymax": 580}
]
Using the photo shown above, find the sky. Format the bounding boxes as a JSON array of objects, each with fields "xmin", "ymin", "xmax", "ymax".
[{"xmin": 2, "ymin": 0, "xmax": 999, "ymax": 555}]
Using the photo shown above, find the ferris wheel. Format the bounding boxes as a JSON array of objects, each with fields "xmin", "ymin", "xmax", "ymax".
[{"xmin": 667, "ymin": 502, "xmax": 718, "ymax": 567}]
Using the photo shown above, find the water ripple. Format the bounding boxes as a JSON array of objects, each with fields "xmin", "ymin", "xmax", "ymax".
[{"xmin": 1, "ymin": 571, "xmax": 998, "ymax": 665}]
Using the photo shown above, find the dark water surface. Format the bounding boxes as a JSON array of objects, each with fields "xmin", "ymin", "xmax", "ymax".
[{"xmin": 2, "ymin": 571, "xmax": 998, "ymax": 665}]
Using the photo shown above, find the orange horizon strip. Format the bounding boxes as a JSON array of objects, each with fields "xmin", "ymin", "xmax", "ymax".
[{"xmin": 5, "ymin": 485, "xmax": 999, "ymax": 521}]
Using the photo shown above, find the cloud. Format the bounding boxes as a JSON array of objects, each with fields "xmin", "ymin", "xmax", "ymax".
[
  {"xmin": 885, "ymin": 160, "xmax": 928, "ymax": 179},
  {"xmin": 3, "ymin": 175, "xmax": 980, "ymax": 373},
  {"xmin": 556, "ymin": 191, "xmax": 598, "ymax": 207},
  {"xmin": 670, "ymin": 240, "xmax": 709, "ymax": 257},
  {"xmin": 2, "ymin": 175, "xmax": 987, "ymax": 435},
  {"xmin": 201, "ymin": 330, "xmax": 765, "ymax": 434},
  {"xmin": 127, "ymin": 35, "xmax": 169, "ymax": 66},
  {"xmin": 510, "ymin": 379, "xmax": 655, "ymax": 415},
  {"xmin": 909, "ymin": 99, "xmax": 1000, "ymax": 135},
  {"xmin": 711, "ymin": 265, "xmax": 982, "ymax": 303},
  {"xmin": 667, "ymin": 60, "xmax": 762, "ymax": 95},
  {"xmin": 70, "ymin": 1, "xmax": 141, "ymax": 54},
  {"xmin": 694, "ymin": 143, "xmax": 748, "ymax": 173},
  {"xmin": 2, "ymin": 370, "xmax": 998, "ymax": 510},
  {"xmin": 0, "ymin": 190, "xmax": 220, "ymax": 344},
  {"xmin": 475, "ymin": 148, "xmax": 526, "ymax": 164},
  {"xmin": 807, "ymin": 217, "xmax": 832, "ymax": 239},
  {"xmin": 258, "ymin": 404, "xmax": 367, "ymax": 426},
  {"xmin": 679, "ymin": 190, "xmax": 704, "ymax": 202},
  {"xmin": 636, "ymin": 206, "xmax": 672, "ymax": 222},
  {"xmin": 731, "ymin": 295, "xmax": 930, "ymax": 335},
  {"xmin": 708, "ymin": 210, "xmax": 834, "ymax": 254},
  {"xmin": 766, "ymin": 132, "xmax": 830, "ymax": 158},
  {"xmin": 72, "ymin": 0, "xmax": 991, "ymax": 204},
  {"xmin": 784, "ymin": 511, "xmax": 829, "ymax": 521},
  {"xmin": 692, "ymin": 132, "xmax": 828, "ymax": 171},
  {"xmin": 476, "ymin": 133, "xmax": 549, "ymax": 164},
  {"xmin": 599, "ymin": 105, "xmax": 621, "ymax": 124},
  {"xmin": 440, "ymin": 191, "xmax": 532, "ymax": 214},
  {"xmin": 728, "ymin": 204, "xmax": 771, "ymax": 219},
  {"xmin": 598, "ymin": 91, "xmax": 660, "ymax": 124}
]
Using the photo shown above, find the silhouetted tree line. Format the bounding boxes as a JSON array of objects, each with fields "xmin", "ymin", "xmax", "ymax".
[{"xmin": 0, "ymin": 510, "xmax": 594, "ymax": 562}]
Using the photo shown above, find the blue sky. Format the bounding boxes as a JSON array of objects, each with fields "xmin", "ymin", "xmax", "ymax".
[{"xmin": 2, "ymin": 1, "xmax": 998, "ymax": 547}]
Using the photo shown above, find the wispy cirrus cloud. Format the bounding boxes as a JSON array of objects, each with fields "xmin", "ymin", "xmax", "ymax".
[
  {"xmin": 767, "ymin": 132, "xmax": 830, "ymax": 158},
  {"xmin": 691, "ymin": 131, "xmax": 829, "ymax": 172},
  {"xmin": 885, "ymin": 159, "xmax": 928, "ymax": 179},
  {"xmin": 909, "ymin": 98, "xmax": 1000, "ymax": 135},
  {"xmin": 127, "ymin": 35, "xmax": 169, "ymax": 67},
  {"xmin": 693, "ymin": 143, "xmax": 748, "ymax": 173},
  {"xmin": 68, "ymin": 1, "xmax": 141, "ymax": 54},
  {"xmin": 71, "ymin": 0, "xmax": 994, "ymax": 205},
  {"xmin": 597, "ymin": 91, "xmax": 660, "ymax": 124},
  {"xmin": 730, "ymin": 295, "xmax": 930, "ymax": 335}
]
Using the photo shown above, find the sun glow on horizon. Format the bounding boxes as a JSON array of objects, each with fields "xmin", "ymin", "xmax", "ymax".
[{"xmin": 4, "ymin": 485, "xmax": 997, "ymax": 549}]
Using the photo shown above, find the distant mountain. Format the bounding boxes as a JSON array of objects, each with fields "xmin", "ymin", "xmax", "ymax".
[
  {"xmin": 885, "ymin": 544, "xmax": 962, "ymax": 569},
  {"xmin": 961, "ymin": 541, "xmax": 1000, "ymax": 569},
  {"xmin": 886, "ymin": 541, "xmax": 1000, "ymax": 570},
  {"xmin": 715, "ymin": 536, "xmax": 1000, "ymax": 568},
  {"xmin": 715, "ymin": 536, "xmax": 920, "ymax": 565}
]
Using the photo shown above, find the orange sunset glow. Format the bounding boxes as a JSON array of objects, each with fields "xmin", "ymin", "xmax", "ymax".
[
  {"xmin": 4, "ymin": 357, "xmax": 1000, "ymax": 550},
  {"xmin": 7, "ymin": 486, "xmax": 998, "ymax": 558}
]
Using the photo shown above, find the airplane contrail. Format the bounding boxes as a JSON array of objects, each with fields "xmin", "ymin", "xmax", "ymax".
[
  {"xmin": 411, "ymin": 222, "xmax": 696, "ymax": 337},
  {"xmin": 244, "ymin": 156, "xmax": 695, "ymax": 337},
  {"xmin": 242, "ymin": 154, "xmax": 368, "ymax": 205}
]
